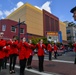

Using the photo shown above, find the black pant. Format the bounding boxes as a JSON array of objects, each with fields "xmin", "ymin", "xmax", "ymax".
[
  {"xmin": 0, "ymin": 59, "xmax": 3, "ymax": 71},
  {"xmin": 27, "ymin": 55, "xmax": 33, "ymax": 67},
  {"xmin": 2, "ymin": 57, "xmax": 8, "ymax": 69},
  {"xmin": 54, "ymin": 51, "xmax": 57, "ymax": 59},
  {"xmin": 9, "ymin": 54, "xmax": 17, "ymax": 71},
  {"xmin": 19, "ymin": 58, "xmax": 27, "ymax": 75},
  {"xmin": 49, "ymin": 51, "xmax": 52, "ymax": 60},
  {"xmin": 38, "ymin": 56, "xmax": 44, "ymax": 72}
]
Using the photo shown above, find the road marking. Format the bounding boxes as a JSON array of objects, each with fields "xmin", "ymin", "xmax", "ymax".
[
  {"xmin": 33, "ymin": 57, "xmax": 74, "ymax": 64},
  {"xmin": 52, "ymin": 60, "xmax": 74, "ymax": 63},
  {"xmin": 7, "ymin": 63, "xmax": 54, "ymax": 75}
]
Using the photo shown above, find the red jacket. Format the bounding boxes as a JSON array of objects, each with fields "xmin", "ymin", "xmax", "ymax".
[
  {"xmin": 26, "ymin": 43, "xmax": 35, "ymax": 58},
  {"xmin": 36, "ymin": 43, "xmax": 46, "ymax": 56},
  {"xmin": 54, "ymin": 45, "xmax": 58, "ymax": 52},
  {"xmin": 3, "ymin": 46, "xmax": 10, "ymax": 57},
  {"xmin": 73, "ymin": 43, "xmax": 76, "ymax": 52},
  {"xmin": 47, "ymin": 44, "xmax": 52, "ymax": 52},
  {"xmin": 18, "ymin": 41, "xmax": 28, "ymax": 60},
  {"xmin": 8, "ymin": 40, "xmax": 19, "ymax": 55},
  {"xmin": 0, "ymin": 39, "xmax": 6, "ymax": 59}
]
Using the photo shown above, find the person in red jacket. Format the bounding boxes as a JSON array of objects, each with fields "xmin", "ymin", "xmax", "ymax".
[
  {"xmin": 8, "ymin": 36, "xmax": 19, "ymax": 74},
  {"xmin": 47, "ymin": 41, "xmax": 52, "ymax": 60},
  {"xmin": 3, "ymin": 42, "xmax": 10, "ymax": 69},
  {"xmin": 18, "ymin": 37, "xmax": 28, "ymax": 75},
  {"xmin": 0, "ymin": 32, "xmax": 6, "ymax": 71},
  {"xmin": 53, "ymin": 43, "xmax": 58, "ymax": 59},
  {"xmin": 36, "ymin": 39, "xmax": 46, "ymax": 72},
  {"xmin": 27, "ymin": 39, "xmax": 35, "ymax": 69}
]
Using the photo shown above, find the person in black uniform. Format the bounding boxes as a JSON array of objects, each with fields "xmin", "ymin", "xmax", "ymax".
[
  {"xmin": 70, "ymin": 6, "xmax": 76, "ymax": 64},
  {"xmin": 70, "ymin": 6, "xmax": 76, "ymax": 21}
]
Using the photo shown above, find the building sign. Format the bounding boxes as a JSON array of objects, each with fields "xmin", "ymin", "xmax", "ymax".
[
  {"xmin": 47, "ymin": 32, "xmax": 58, "ymax": 43},
  {"xmin": 58, "ymin": 31, "xmax": 62, "ymax": 43},
  {"xmin": 47, "ymin": 32, "xmax": 58, "ymax": 36}
]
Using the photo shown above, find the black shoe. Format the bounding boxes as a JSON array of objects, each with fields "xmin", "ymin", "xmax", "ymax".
[
  {"xmin": 39, "ymin": 70, "xmax": 44, "ymax": 72},
  {"xmin": 27, "ymin": 66, "xmax": 32, "ymax": 69}
]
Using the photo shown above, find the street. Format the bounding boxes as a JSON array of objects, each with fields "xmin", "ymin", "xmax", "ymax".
[{"xmin": 0, "ymin": 51, "xmax": 76, "ymax": 75}]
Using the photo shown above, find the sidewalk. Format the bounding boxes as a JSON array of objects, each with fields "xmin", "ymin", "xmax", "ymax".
[{"xmin": 0, "ymin": 52, "xmax": 76, "ymax": 75}]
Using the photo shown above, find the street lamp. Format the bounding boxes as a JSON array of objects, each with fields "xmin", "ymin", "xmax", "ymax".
[
  {"xmin": 15, "ymin": 18, "xmax": 25, "ymax": 42},
  {"xmin": 70, "ymin": 6, "xmax": 76, "ymax": 64}
]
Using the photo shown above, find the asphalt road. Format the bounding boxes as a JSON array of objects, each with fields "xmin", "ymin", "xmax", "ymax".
[{"xmin": 0, "ymin": 51, "xmax": 76, "ymax": 75}]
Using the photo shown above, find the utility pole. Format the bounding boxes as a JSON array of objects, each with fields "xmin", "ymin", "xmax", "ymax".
[{"xmin": 15, "ymin": 18, "xmax": 25, "ymax": 42}]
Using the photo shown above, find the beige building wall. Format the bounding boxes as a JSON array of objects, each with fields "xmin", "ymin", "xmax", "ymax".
[
  {"xmin": 6, "ymin": 3, "xmax": 43, "ymax": 36},
  {"xmin": 59, "ymin": 21, "xmax": 67, "ymax": 41}
]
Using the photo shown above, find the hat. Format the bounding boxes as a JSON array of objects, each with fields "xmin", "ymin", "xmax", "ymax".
[{"xmin": 70, "ymin": 6, "xmax": 76, "ymax": 13}]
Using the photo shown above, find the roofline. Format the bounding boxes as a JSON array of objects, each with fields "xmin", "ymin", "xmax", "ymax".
[{"xmin": 6, "ymin": 3, "xmax": 42, "ymax": 18}]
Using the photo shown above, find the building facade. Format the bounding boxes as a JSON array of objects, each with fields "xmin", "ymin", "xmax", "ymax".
[
  {"xmin": 0, "ymin": 19, "xmax": 27, "ymax": 40},
  {"xmin": 6, "ymin": 3, "xmax": 43, "ymax": 37},
  {"xmin": 5, "ymin": 3, "xmax": 67, "ymax": 43},
  {"xmin": 59, "ymin": 21, "xmax": 67, "ymax": 44},
  {"xmin": 66, "ymin": 22, "xmax": 76, "ymax": 43}
]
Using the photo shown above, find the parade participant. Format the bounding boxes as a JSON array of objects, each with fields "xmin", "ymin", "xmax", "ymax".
[
  {"xmin": 36, "ymin": 39, "xmax": 46, "ymax": 72},
  {"xmin": 0, "ymin": 32, "xmax": 6, "ymax": 71},
  {"xmin": 47, "ymin": 41, "xmax": 52, "ymax": 60},
  {"xmin": 18, "ymin": 37, "xmax": 28, "ymax": 75},
  {"xmin": 8, "ymin": 36, "xmax": 18, "ymax": 74},
  {"xmin": 73, "ymin": 41, "xmax": 76, "ymax": 64},
  {"xmin": 53, "ymin": 43, "xmax": 58, "ymax": 59},
  {"xmin": 70, "ymin": 6, "xmax": 76, "ymax": 21},
  {"xmin": 60, "ymin": 44, "xmax": 65, "ymax": 54},
  {"xmin": 70, "ymin": 6, "xmax": 76, "ymax": 64},
  {"xmin": 27, "ymin": 39, "xmax": 35, "ymax": 69},
  {"xmin": 3, "ymin": 42, "xmax": 10, "ymax": 69}
]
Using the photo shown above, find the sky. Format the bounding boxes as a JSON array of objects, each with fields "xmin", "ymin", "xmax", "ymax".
[{"xmin": 0, "ymin": 0, "xmax": 76, "ymax": 22}]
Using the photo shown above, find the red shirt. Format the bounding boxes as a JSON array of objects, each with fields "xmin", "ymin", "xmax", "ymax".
[
  {"xmin": 0, "ymin": 39, "xmax": 6, "ymax": 59},
  {"xmin": 47, "ymin": 44, "xmax": 52, "ymax": 52},
  {"xmin": 26, "ymin": 43, "xmax": 35, "ymax": 58},
  {"xmin": 3, "ymin": 46, "xmax": 10, "ymax": 57},
  {"xmin": 54, "ymin": 45, "xmax": 58, "ymax": 52},
  {"xmin": 18, "ymin": 41, "xmax": 28, "ymax": 60},
  {"xmin": 8, "ymin": 40, "xmax": 19, "ymax": 55},
  {"xmin": 73, "ymin": 43, "xmax": 76, "ymax": 52},
  {"xmin": 36, "ymin": 43, "xmax": 46, "ymax": 56}
]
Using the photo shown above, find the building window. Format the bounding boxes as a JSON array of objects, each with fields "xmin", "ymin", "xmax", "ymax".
[
  {"xmin": 67, "ymin": 30, "xmax": 70, "ymax": 34},
  {"xmin": 2, "ymin": 25, "xmax": 6, "ymax": 31},
  {"xmin": 67, "ymin": 36, "xmax": 71, "ymax": 40},
  {"xmin": 11, "ymin": 26, "xmax": 16, "ymax": 32},
  {"xmin": 20, "ymin": 28, "xmax": 24, "ymax": 33}
]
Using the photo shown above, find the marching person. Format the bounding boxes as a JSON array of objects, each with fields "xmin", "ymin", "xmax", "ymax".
[
  {"xmin": 47, "ymin": 41, "xmax": 52, "ymax": 60},
  {"xmin": 8, "ymin": 36, "xmax": 19, "ymax": 74},
  {"xmin": 70, "ymin": 6, "xmax": 76, "ymax": 64},
  {"xmin": 60, "ymin": 44, "xmax": 65, "ymax": 54},
  {"xmin": 27, "ymin": 39, "xmax": 35, "ymax": 69},
  {"xmin": 0, "ymin": 32, "xmax": 6, "ymax": 71},
  {"xmin": 18, "ymin": 37, "xmax": 28, "ymax": 75},
  {"xmin": 3, "ymin": 42, "xmax": 10, "ymax": 69},
  {"xmin": 53, "ymin": 43, "xmax": 58, "ymax": 59},
  {"xmin": 36, "ymin": 39, "xmax": 46, "ymax": 72}
]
